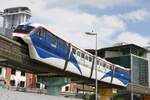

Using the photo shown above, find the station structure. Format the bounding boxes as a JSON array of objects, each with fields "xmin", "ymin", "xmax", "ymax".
[{"xmin": 0, "ymin": 7, "xmax": 150, "ymax": 100}]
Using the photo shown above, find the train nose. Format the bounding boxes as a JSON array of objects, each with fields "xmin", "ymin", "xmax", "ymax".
[{"xmin": 12, "ymin": 32, "xmax": 27, "ymax": 37}]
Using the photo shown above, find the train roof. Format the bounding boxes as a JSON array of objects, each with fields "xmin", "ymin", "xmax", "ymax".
[{"xmin": 19, "ymin": 22, "xmax": 45, "ymax": 28}]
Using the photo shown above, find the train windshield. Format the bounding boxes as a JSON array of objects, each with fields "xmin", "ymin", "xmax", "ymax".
[{"xmin": 14, "ymin": 25, "xmax": 35, "ymax": 33}]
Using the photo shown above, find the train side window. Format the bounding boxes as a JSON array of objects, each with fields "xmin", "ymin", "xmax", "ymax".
[
  {"xmin": 97, "ymin": 60, "xmax": 99, "ymax": 65},
  {"xmin": 35, "ymin": 28, "xmax": 40, "ymax": 36},
  {"xmin": 100, "ymin": 61, "xmax": 103, "ymax": 66},
  {"xmin": 72, "ymin": 48, "xmax": 76, "ymax": 54},
  {"xmin": 89, "ymin": 56, "xmax": 92, "ymax": 62},
  {"xmin": 103, "ymin": 63, "xmax": 106, "ymax": 67},
  {"xmin": 77, "ymin": 51, "xmax": 81, "ymax": 57},
  {"xmin": 46, "ymin": 31, "xmax": 51, "ymax": 41},
  {"xmin": 37, "ymin": 28, "xmax": 45, "ymax": 38},
  {"xmin": 81, "ymin": 53, "xmax": 85, "ymax": 58},
  {"xmin": 51, "ymin": 35, "xmax": 57, "ymax": 48},
  {"xmin": 106, "ymin": 64, "xmax": 110, "ymax": 69},
  {"xmin": 62, "ymin": 41, "xmax": 67, "ymax": 49},
  {"xmin": 85, "ymin": 55, "xmax": 88, "ymax": 61}
]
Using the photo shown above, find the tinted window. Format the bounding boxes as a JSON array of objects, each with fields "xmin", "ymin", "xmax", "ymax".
[
  {"xmin": 35, "ymin": 28, "xmax": 45, "ymax": 38},
  {"xmin": 51, "ymin": 35, "xmax": 57, "ymax": 47},
  {"xmin": 97, "ymin": 60, "xmax": 99, "ymax": 65},
  {"xmin": 46, "ymin": 31, "xmax": 51, "ymax": 41},
  {"xmin": 72, "ymin": 48, "xmax": 76, "ymax": 54},
  {"xmin": 14, "ymin": 25, "xmax": 34, "ymax": 33},
  {"xmin": 85, "ymin": 55, "xmax": 88, "ymax": 60},
  {"xmin": 77, "ymin": 51, "xmax": 80, "ymax": 57},
  {"xmin": 89, "ymin": 56, "xmax": 92, "ymax": 62},
  {"xmin": 81, "ymin": 53, "xmax": 85, "ymax": 58}
]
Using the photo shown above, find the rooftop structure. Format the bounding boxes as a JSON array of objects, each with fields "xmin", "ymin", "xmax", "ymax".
[
  {"xmin": 2, "ymin": 7, "xmax": 31, "ymax": 29},
  {"xmin": 1, "ymin": 7, "xmax": 31, "ymax": 37}
]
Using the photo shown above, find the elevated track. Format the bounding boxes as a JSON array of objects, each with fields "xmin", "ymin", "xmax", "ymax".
[{"xmin": 0, "ymin": 34, "xmax": 149, "ymax": 95}]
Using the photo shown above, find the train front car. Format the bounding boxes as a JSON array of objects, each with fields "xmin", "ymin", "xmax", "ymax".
[{"xmin": 22, "ymin": 23, "xmax": 69, "ymax": 70}]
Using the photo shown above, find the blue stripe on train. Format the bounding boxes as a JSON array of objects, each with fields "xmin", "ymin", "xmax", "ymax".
[
  {"xmin": 30, "ymin": 33, "xmax": 82, "ymax": 75},
  {"xmin": 100, "ymin": 70, "xmax": 129, "ymax": 85}
]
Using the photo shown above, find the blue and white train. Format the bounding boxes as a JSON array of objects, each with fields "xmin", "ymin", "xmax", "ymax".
[{"xmin": 13, "ymin": 23, "xmax": 130, "ymax": 87}]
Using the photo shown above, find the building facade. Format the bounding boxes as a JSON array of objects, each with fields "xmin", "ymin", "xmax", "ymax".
[
  {"xmin": 146, "ymin": 46, "xmax": 150, "ymax": 87},
  {"xmin": 0, "ymin": 66, "xmax": 37, "ymax": 88},
  {"xmin": 0, "ymin": 7, "xmax": 31, "ymax": 37},
  {"xmin": 87, "ymin": 44, "xmax": 149, "ymax": 99}
]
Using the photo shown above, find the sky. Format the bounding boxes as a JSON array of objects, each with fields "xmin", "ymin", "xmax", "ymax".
[{"xmin": 0, "ymin": 0, "xmax": 150, "ymax": 49}]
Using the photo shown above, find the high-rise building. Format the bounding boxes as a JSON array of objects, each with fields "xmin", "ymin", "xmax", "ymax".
[
  {"xmin": 2, "ymin": 7, "xmax": 31, "ymax": 29},
  {"xmin": 1, "ymin": 7, "xmax": 31, "ymax": 37},
  {"xmin": 0, "ymin": 66, "xmax": 37, "ymax": 88}
]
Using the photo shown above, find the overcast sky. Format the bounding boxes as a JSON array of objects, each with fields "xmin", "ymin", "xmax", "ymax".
[{"xmin": 0, "ymin": 0, "xmax": 150, "ymax": 49}]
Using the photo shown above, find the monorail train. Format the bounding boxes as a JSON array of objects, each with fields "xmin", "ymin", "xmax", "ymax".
[{"xmin": 13, "ymin": 23, "xmax": 129, "ymax": 87}]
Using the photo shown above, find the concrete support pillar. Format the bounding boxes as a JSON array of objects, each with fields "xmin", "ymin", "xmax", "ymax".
[
  {"xmin": 38, "ymin": 76, "xmax": 71, "ymax": 96},
  {"xmin": 98, "ymin": 88, "xmax": 117, "ymax": 100}
]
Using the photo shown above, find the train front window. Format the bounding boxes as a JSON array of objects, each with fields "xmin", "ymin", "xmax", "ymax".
[{"xmin": 14, "ymin": 25, "xmax": 35, "ymax": 33}]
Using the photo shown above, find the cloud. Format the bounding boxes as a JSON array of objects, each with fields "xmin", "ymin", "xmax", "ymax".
[
  {"xmin": 0, "ymin": 0, "xmax": 135, "ymax": 11},
  {"xmin": 116, "ymin": 32, "xmax": 149, "ymax": 46},
  {"xmin": 28, "ymin": 0, "xmax": 135, "ymax": 9},
  {"xmin": 83, "ymin": 0, "xmax": 135, "ymax": 9},
  {"xmin": 119, "ymin": 9, "xmax": 150, "ymax": 22},
  {"xmin": 32, "ymin": 8, "xmax": 126, "ymax": 48}
]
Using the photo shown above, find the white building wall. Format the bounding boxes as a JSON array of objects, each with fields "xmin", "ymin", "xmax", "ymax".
[{"xmin": 10, "ymin": 70, "xmax": 26, "ymax": 87}]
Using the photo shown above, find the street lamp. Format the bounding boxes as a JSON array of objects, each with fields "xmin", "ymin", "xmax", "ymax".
[{"xmin": 85, "ymin": 32, "xmax": 98, "ymax": 100}]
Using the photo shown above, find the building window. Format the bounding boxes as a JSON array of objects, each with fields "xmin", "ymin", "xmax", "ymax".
[
  {"xmin": 20, "ymin": 81, "xmax": 25, "ymax": 87},
  {"xmin": 36, "ymin": 83, "xmax": 40, "ymax": 88},
  {"xmin": 65, "ymin": 86, "xmax": 69, "ymax": 91},
  {"xmin": 11, "ymin": 69, "xmax": 16, "ymax": 75},
  {"xmin": 45, "ymin": 85, "xmax": 47, "ymax": 89},
  {"xmin": 21, "ymin": 71, "xmax": 25, "ymax": 76},
  {"xmin": 10, "ymin": 80, "xmax": 15, "ymax": 86}
]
